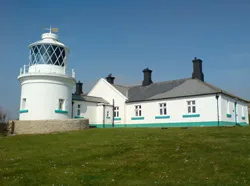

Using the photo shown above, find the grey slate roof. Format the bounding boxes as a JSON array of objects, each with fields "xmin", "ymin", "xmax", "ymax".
[
  {"xmin": 72, "ymin": 94, "xmax": 109, "ymax": 104},
  {"xmin": 113, "ymin": 84, "xmax": 129, "ymax": 97},
  {"xmin": 111, "ymin": 78, "xmax": 249, "ymax": 103}
]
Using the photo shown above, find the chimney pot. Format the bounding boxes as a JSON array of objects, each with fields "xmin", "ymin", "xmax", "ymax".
[{"xmin": 106, "ymin": 73, "xmax": 115, "ymax": 84}]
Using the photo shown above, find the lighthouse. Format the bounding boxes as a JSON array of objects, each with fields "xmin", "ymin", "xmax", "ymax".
[{"xmin": 18, "ymin": 28, "xmax": 76, "ymax": 120}]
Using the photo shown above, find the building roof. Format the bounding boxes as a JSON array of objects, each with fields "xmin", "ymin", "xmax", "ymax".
[
  {"xmin": 72, "ymin": 94, "xmax": 109, "ymax": 104},
  {"xmin": 111, "ymin": 78, "xmax": 249, "ymax": 103}
]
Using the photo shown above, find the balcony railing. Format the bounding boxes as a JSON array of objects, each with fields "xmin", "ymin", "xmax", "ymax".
[{"xmin": 19, "ymin": 65, "xmax": 75, "ymax": 78}]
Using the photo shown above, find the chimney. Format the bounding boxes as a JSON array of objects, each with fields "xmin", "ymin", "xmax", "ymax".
[
  {"xmin": 75, "ymin": 81, "xmax": 83, "ymax": 95},
  {"xmin": 106, "ymin": 73, "xmax": 115, "ymax": 84},
  {"xmin": 142, "ymin": 68, "xmax": 153, "ymax": 86},
  {"xmin": 192, "ymin": 57, "xmax": 204, "ymax": 81}
]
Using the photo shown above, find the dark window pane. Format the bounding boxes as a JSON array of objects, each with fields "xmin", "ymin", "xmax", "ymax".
[
  {"xmin": 160, "ymin": 109, "xmax": 162, "ymax": 115},
  {"xmin": 188, "ymin": 106, "xmax": 191, "ymax": 113},
  {"xmin": 164, "ymin": 108, "xmax": 167, "ymax": 115},
  {"xmin": 192, "ymin": 106, "xmax": 196, "ymax": 113}
]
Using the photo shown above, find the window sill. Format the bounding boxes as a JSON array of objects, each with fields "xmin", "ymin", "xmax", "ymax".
[
  {"xmin": 242, "ymin": 116, "xmax": 246, "ymax": 120},
  {"xmin": 74, "ymin": 116, "xmax": 84, "ymax": 118},
  {"xmin": 226, "ymin": 114, "xmax": 232, "ymax": 118},
  {"xmin": 114, "ymin": 117, "xmax": 121, "ymax": 121},
  {"xmin": 55, "ymin": 110, "xmax": 68, "ymax": 114},
  {"xmin": 20, "ymin": 110, "xmax": 28, "ymax": 113},
  {"xmin": 131, "ymin": 117, "xmax": 144, "ymax": 120},
  {"xmin": 182, "ymin": 114, "xmax": 200, "ymax": 118},
  {"xmin": 106, "ymin": 117, "xmax": 111, "ymax": 119},
  {"xmin": 155, "ymin": 116, "xmax": 170, "ymax": 119}
]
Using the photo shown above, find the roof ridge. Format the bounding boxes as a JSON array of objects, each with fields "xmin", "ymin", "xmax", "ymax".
[
  {"xmin": 127, "ymin": 77, "xmax": 191, "ymax": 88},
  {"xmin": 113, "ymin": 84, "xmax": 129, "ymax": 88},
  {"xmin": 194, "ymin": 78, "xmax": 249, "ymax": 103}
]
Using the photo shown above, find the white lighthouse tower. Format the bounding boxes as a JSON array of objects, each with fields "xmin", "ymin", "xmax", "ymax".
[{"xmin": 18, "ymin": 28, "xmax": 76, "ymax": 120}]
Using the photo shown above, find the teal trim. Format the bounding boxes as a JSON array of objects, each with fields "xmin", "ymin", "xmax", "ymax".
[
  {"xmin": 182, "ymin": 114, "xmax": 200, "ymax": 118},
  {"xmin": 90, "ymin": 121, "xmax": 247, "ymax": 128},
  {"xmin": 74, "ymin": 116, "xmax": 84, "ymax": 118},
  {"xmin": 227, "ymin": 114, "xmax": 232, "ymax": 118},
  {"xmin": 155, "ymin": 116, "xmax": 170, "ymax": 119},
  {"xmin": 55, "ymin": 110, "xmax": 68, "ymax": 114},
  {"xmin": 106, "ymin": 117, "xmax": 111, "ymax": 119},
  {"xmin": 239, "ymin": 122, "xmax": 248, "ymax": 126},
  {"xmin": 242, "ymin": 116, "xmax": 246, "ymax": 120},
  {"xmin": 131, "ymin": 117, "xmax": 144, "ymax": 120},
  {"xmin": 19, "ymin": 110, "xmax": 28, "ymax": 113},
  {"xmin": 114, "ymin": 117, "xmax": 121, "ymax": 121}
]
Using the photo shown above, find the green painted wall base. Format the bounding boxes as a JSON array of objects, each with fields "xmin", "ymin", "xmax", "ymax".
[
  {"xmin": 74, "ymin": 116, "xmax": 84, "ymax": 118},
  {"xmin": 90, "ymin": 121, "xmax": 249, "ymax": 128},
  {"xmin": 55, "ymin": 110, "xmax": 68, "ymax": 114},
  {"xmin": 19, "ymin": 110, "xmax": 28, "ymax": 113}
]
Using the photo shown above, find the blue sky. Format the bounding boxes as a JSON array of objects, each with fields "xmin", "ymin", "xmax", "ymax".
[{"xmin": 1, "ymin": 0, "xmax": 250, "ymax": 119}]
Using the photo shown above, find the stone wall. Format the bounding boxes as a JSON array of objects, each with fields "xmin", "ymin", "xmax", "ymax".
[{"xmin": 7, "ymin": 119, "xmax": 89, "ymax": 135}]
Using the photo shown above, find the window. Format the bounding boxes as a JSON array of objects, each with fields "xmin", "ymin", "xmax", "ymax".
[
  {"xmin": 77, "ymin": 104, "xmax": 81, "ymax": 116},
  {"xmin": 114, "ymin": 107, "xmax": 119, "ymax": 117},
  {"xmin": 187, "ymin": 100, "xmax": 196, "ymax": 113},
  {"xmin": 59, "ymin": 99, "xmax": 64, "ymax": 110},
  {"xmin": 107, "ymin": 111, "xmax": 110, "ymax": 117},
  {"xmin": 135, "ymin": 105, "xmax": 142, "ymax": 116},
  {"xmin": 22, "ymin": 98, "xmax": 26, "ymax": 110},
  {"xmin": 159, "ymin": 103, "xmax": 167, "ymax": 115}
]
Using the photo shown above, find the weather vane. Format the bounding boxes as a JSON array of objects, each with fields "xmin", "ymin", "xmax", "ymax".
[{"xmin": 43, "ymin": 26, "xmax": 58, "ymax": 33}]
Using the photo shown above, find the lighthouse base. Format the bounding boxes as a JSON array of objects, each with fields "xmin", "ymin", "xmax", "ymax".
[{"xmin": 7, "ymin": 118, "xmax": 89, "ymax": 135}]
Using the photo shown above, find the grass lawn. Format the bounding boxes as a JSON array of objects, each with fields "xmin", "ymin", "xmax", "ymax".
[{"xmin": 1, "ymin": 127, "xmax": 250, "ymax": 185}]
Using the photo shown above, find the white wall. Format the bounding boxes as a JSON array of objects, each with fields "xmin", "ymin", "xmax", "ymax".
[
  {"xmin": 19, "ymin": 75, "xmax": 75, "ymax": 120},
  {"xmin": 73, "ymin": 101, "xmax": 97, "ymax": 123},
  {"xmin": 88, "ymin": 78, "xmax": 127, "ymax": 124},
  {"xmin": 72, "ymin": 101, "xmax": 114, "ymax": 125},
  {"xmin": 220, "ymin": 94, "xmax": 249, "ymax": 124},
  {"xmin": 126, "ymin": 94, "xmax": 219, "ymax": 125}
]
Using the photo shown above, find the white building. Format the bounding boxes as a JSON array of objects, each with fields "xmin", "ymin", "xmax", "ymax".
[
  {"xmin": 18, "ymin": 29, "xmax": 76, "ymax": 120},
  {"xmin": 73, "ymin": 58, "xmax": 249, "ymax": 128},
  {"xmin": 17, "ymin": 31, "xmax": 249, "ymax": 127}
]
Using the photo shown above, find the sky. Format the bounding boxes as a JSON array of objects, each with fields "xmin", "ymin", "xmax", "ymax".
[{"xmin": 1, "ymin": 0, "xmax": 250, "ymax": 119}]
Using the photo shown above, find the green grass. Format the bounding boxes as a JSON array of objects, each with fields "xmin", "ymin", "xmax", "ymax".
[{"xmin": 1, "ymin": 127, "xmax": 250, "ymax": 185}]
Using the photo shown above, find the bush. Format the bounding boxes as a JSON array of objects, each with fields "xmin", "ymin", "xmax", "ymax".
[{"xmin": 0, "ymin": 107, "xmax": 6, "ymax": 123}]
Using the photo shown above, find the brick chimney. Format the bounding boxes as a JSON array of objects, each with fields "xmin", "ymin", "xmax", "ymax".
[
  {"xmin": 106, "ymin": 73, "xmax": 115, "ymax": 84},
  {"xmin": 192, "ymin": 57, "xmax": 204, "ymax": 81},
  {"xmin": 142, "ymin": 68, "xmax": 153, "ymax": 86}
]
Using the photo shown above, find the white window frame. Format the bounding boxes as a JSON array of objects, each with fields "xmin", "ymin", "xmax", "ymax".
[
  {"xmin": 187, "ymin": 100, "xmax": 196, "ymax": 114},
  {"xmin": 114, "ymin": 106, "xmax": 119, "ymax": 117},
  {"xmin": 135, "ymin": 105, "xmax": 142, "ymax": 116},
  {"xmin": 159, "ymin": 103, "xmax": 167, "ymax": 115},
  {"xmin": 59, "ymin": 99, "xmax": 65, "ymax": 110},
  {"xmin": 22, "ymin": 98, "xmax": 26, "ymax": 110}
]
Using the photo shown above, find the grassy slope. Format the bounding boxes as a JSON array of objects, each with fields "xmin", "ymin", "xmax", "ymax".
[{"xmin": 1, "ymin": 127, "xmax": 250, "ymax": 186}]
